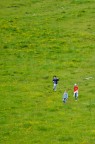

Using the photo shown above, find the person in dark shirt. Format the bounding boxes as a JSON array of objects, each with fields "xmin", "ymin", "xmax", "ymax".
[{"xmin": 53, "ymin": 76, "xmax": 59, "ymax": 91}]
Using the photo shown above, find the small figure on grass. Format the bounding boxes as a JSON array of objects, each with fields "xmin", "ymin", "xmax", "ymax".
[
  {"xmin": 53, "ymin": 76, "xmax": 59, "ymax": 91},
  {"xmin": 74, "ymin": 84, "xmax": 79, "ymax": 100},
  {"xmin": 62, "ymin": 90, "xmax": 68, "ymax": 103}
]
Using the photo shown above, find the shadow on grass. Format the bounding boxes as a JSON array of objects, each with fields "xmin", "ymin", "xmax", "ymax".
[
  {"xmin": 37, "ymin": 126, "xmax": 48, "ymax": 132},
  {"xmin": 59, "ymin": 136, "xmax": 73, "ymax": 142}
]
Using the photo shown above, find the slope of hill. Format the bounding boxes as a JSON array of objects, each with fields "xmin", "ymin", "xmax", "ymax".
[{"xmin": 0, "ymin": 0, "xmax": 95, "ymax": 144}]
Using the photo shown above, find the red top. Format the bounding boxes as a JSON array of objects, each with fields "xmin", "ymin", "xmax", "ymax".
[{"xmin": 74, "ymin": 85, "xmax": 78, "ymax": 92}]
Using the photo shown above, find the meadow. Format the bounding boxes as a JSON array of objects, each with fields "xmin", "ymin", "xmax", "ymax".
[{"xmin": 0, "ymin": 0, "xmax": 95, "ymax": 143}]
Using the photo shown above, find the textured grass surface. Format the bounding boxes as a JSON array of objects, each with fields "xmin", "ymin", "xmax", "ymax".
[{"xmin": 0, "ymin": 0, "xmax": 95, "ymax": 144}]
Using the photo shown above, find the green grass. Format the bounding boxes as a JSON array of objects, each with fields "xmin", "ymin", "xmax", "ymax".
[{"xmin": 0, "ymin": 0, "xmax": 95, "ymax": 144}]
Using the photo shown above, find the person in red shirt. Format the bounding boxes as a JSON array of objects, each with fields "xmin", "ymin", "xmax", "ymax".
[{"xmin": 74, "ymin": 84, "xmax": 78, "ymax": 100}]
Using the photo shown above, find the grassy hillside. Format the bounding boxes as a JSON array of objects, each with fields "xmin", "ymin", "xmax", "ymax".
[{"xmin": 0, "ymin": 0, "xmax": 95, "ymax": 144}]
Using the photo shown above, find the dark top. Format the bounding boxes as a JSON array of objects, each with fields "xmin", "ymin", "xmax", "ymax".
[{"xmin": 53, "ymin": 78, "xmax": 59, "ymax": 84}]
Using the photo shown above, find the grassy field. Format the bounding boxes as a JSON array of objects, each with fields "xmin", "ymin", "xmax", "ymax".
[{"xmin": 0, "ymin": 0, "xmax": 95, "ymax": 143}]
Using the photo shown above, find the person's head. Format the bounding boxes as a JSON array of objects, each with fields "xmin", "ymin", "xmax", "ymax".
[
  {"xmin": 53, "ymin": 76, "xmax": 56, "ymax": 78},
  {"xmin": 64, "ymin": 90, "xmax": 67, "ymax": 93},
  {"xmin": 74, "ymin": 83, "xmax": 77, "ymax": 86}
]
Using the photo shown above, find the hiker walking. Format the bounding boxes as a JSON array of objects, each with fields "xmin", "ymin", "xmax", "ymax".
[
  {"xmin": 62, "ymin": 90, "xmax": 68, "ymax": 103},
  {"xmin": 53, "ymin": 76, "xmax": 59, "ymax": 91},
  {"xmin": 74, "ymin": 84, "xmax": 79, "ymax": 100}
]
